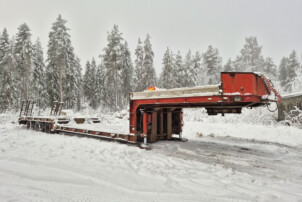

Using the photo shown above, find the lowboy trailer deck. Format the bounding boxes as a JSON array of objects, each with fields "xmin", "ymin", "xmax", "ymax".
[{"xmin": 18, "ymin": 72, "xmax": 281, "ymax": 148}]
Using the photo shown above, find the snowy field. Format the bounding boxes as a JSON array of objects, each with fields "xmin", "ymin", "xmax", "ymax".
[{"xmin": 1, "ymin": 109, "xmax": 302, "ymax": 201}]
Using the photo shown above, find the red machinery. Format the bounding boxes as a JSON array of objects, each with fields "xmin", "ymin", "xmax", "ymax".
[{"xmin": 18, "ymin": 72, "xmax": 280, "ymax": 148}]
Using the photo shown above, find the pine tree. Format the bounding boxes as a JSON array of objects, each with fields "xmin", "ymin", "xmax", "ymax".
[
  {"xmin": 174, "ymin": 51, "xmax": 184, "ymax": 87},
  {"xmin": 224, "ymin": 58, "xmax": 235, "ymax": 72},
  {"xmin": 31, "ymin": 38, "xmax": 47, "ymax": 110},
  {"xmin": 15, "ymin": 23, "xmax": 33, "ymax": 101},
  {"xmin": 160, "ymin": 47, "xmax": 175, "ymax": 89},
  {"xmin": 103, "ymin": 24, "xmax": 123, "ymax": 111},
  {"xmin": 120, "ymin": 41, "xmax": 133, "ymax": 106},
  {"xmin": 143, "ymin": 34, "xmax": 156, "ymax": 89},
  {"xmin": 201, "ymin": 45, "xmax": 222, "ymax": 85},
  {"xmin": 134, "ymin": 38, "xmax": 144, "ymax": 91}
]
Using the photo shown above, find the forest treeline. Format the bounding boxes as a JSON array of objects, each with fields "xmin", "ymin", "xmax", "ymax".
[{"xmin": 0, "ymin": 15, "xmax": 301, "ymax": 112}]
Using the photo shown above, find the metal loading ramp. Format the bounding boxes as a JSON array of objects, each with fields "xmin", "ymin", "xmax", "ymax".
[{"xmin": 131, "ymin": 85, "xmax": 221, "ymax": 100}]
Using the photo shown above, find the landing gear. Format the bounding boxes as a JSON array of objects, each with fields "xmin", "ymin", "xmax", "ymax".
[{"xmin": 139, "ymin": 135, "xmax": 151, "ymax": 150}]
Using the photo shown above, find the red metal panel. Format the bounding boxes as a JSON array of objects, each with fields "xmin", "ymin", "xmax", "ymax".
[{"xmin": 221, "ymin": 72, "xmax": 269, "ymax": 96}]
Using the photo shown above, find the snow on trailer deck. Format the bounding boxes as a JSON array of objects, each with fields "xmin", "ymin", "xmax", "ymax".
[{"xmin": 131, "ymin": 84, "xmax": 221, "ymax": 100}]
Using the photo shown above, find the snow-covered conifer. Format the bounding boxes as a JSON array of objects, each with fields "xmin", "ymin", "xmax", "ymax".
[
  {"xmin": 223, "ymin": 58, "xmax": 235, "ymax": 72},
  {"xmin": 83, "ymin": 61, "xmax": 91, "ymax": 102},
  {"xmin": 0, "ymin": 29, "xmax": 17, "ymax": 110},
  {"xmin": 183, "ymin": 50, "xmax": 193, "ymax": 87},
  {"xmin": 143, "ymin": 34, "xmax": 156, "ymax": 89},
  {"xmin": 15, "ymin": 23, "xmax": 33, "ymax": 101},
  {"xmin": 103, "ymin": 24, "xmax": 123, "ymax": 111},
  {"xmin": 285, "ymin": 50, "xmax": 300, "ymax": 92},
  {"xmin": 239, "ymin": 36, "xmax": 263, "ymax": 72},
  {"xmin": 46, "ymin": 15, "xmax": 79, "ymax": 108},
  {"xmin": 31, "ymin": 38, "xmax": 47, "ymax": 109},
  {"xmin": 192, "ymin": 51, "xmax": 202, "ymax": 86},
  {"xmin": 201, "ymin": 45, "xmax": 222, "ymax": 85},
  {"xmin": 134, "ymin": 38, "xmax": 144, "ymax": 91},
  {"xmin": 89, "ymin": 58, "xmax": 97, "ymax": 109},
  {"xmin": 262, "ymin": 57, "xmax": 277, "ymax": 80},
  {"xmin": 278, "ymin": 57, "xmax": 289, "ymax": 89},
  {"xmin": 120, "ymin": 41, "xmax": 133, "ymax": 106},
  {"xmin": 174, "ymin": 51, "xmax": 184, "ymax": 87},
  {"xmin": 160, "ymin": 47, "xmax": 175, "ymax": 89}
]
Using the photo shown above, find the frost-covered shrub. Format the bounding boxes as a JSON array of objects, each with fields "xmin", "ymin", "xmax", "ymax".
[{"xmin": 284, "ymin": 107, "xmax": 302, "ymax": 128}]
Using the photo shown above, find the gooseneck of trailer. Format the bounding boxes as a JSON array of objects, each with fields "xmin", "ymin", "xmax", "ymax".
[{"xmin": 18, "ymin": 72, "xmax": 280, "ymax": 149}]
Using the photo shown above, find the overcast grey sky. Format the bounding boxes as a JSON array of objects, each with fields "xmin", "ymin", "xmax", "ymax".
[{"xmin": 0, "ymin": 0, "xmax": 302, "ymax": 73}]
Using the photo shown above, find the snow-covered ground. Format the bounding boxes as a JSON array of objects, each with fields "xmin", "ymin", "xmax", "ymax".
[{"xmin": 1, "ymin": 108, "xmax": 302, "ymax": 201}]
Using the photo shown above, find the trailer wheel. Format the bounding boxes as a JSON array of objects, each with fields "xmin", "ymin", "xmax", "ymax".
[
  {"xmin": 45, "ymin": 123, "xmax": 51, "ymax": 134},
  {"xmin": 35, "ymin": 122, "xmax": 40, "ymax": 131},
  {"xmin": 40, "ymin": 122, "xmax": 46, "ymax": 132},
  {"xmin": 26, "ymin": 121, "xmax": 31, "ymax": 129}
]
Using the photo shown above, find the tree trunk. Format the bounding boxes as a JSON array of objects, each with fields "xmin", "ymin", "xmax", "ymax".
[
  {"xmin": 25, "ymin": 53, "xmax": 30, "ymax": 100},
  {"xmin": 115, "ymin": 58, "xmax": 118, "ymax": 111},
  {"xmin": 58, "ymin": 55, "xmax": 63, "ymax": 102},
  {"xmin": 9, "ymin": 58, "xmax": 13, "ymax": 107}
]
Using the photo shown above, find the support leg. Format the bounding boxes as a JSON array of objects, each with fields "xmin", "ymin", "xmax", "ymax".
[{"xmin": 167, "ymin": 110, "xmax": 172, "ymax": 140}]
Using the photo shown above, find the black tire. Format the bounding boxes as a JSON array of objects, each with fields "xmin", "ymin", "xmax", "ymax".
[
  {"xmin": 26, "ymin": 121, "xmax": 30, "ymax": 129},
  {"xmin": 45, "ymin": 123, "xmax": 51, "ymax": 134},
  {"xmin": 35, "ymin": 122, "xmax": 40, "ymax": 131}
]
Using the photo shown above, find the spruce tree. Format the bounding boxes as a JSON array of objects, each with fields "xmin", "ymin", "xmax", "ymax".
[
  {"xmin": 174, "ymin": 51, "xmax": 184, "ymax": 87},
  {"xmin": 285, "ymin": 50, "xmax": 299, "ymax": 92},
  {"xmin": 95, "ymin": 62, "xmax": 106, "ymax": 107},
  {"xmin": 143, "ymin": 34, "xmax": 156, "ymax": 89},
  {"xmin": 192, "ymin": 51, "xmax": 202, "ymax": 86},
  {"xmin": 262, "ymin": 57, "xmax": 277, "ymax": 80},
  {"xmin": 89, "ymin": 58, "xmax": 97, "ymax": 109},
  {"xmin": 160, "ymin": 47, "xmax": 175, "ymax": 89},
  {"xmin": 224, "ymin": 58, "xmax": 235, "ymax": 72},
  {"xmin": 183, "ymin": 50, "xmax": 193, "ymax": 87},
  {"xmin": 74, "ymin": 57, "xmax": 82, "ymax": 112},
  {"xmin": 83, "ymin": 61, "xmax": 91, "ymax": 102},
  {"xmin": 202, "ymin": 45, "xmax": 222, "ymax": 85},
  {"xmin": 134, "ymin": 38, "xmax": 144, "ymax": 91},
  {"xmin": 278, "ymin": 57, "xmax": 288, "ymax": 88},
  {"xmin": 120, "ymin": 41, "xmax": 133, "ymax": 106},
  {"xmin": 31, "ymin": 38, "xmax": 47, "ymax": 109}
]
